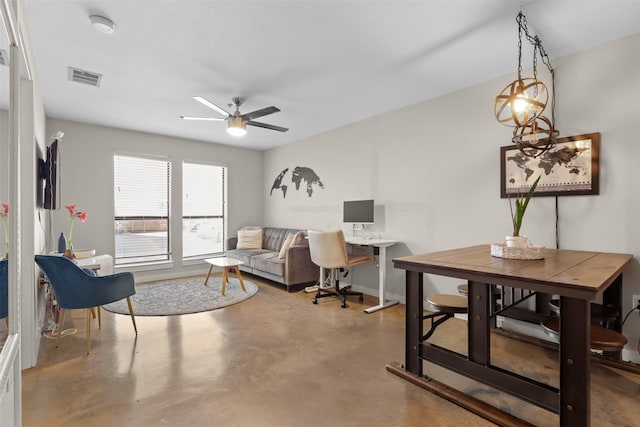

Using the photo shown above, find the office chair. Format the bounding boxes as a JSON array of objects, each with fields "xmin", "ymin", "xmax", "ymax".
[
  {"xmin": 308, "ymin": 230, "xmax": 372, "ymax": 308},
  {"xmin": 35, "ymin": 255, "xmax": 137, "ymax": 354},
  {"xmin": 1, "ymin": 259, "xmax": 7, "ymax": 327}
]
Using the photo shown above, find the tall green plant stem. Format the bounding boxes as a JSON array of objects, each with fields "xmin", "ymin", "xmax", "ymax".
[{"xmin": 511, "ymin": 175, "xmax": 541, "ymax": 237}]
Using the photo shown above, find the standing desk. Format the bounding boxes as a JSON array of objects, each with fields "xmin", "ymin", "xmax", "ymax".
[
  {"xmin": 391, "ymin": 244, "xmax": 632, "ymax": 426},
  {"xmin": 344, "ymin": 237, "xmax": 398, "ymax": 313}
]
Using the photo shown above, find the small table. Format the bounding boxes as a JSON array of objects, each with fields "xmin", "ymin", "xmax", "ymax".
[
  {"xmin": 204, "ymin": 257, "xmax": 247, "ymax": 296},
  {"xmin": 392, "ymin": 244, "xmax": 633, "ymax": 426}
]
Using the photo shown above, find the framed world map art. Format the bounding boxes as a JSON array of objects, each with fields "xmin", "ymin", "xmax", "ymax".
[{"xmin": 500, "ymin": 132, "xmax": 600, "ymax": 198}]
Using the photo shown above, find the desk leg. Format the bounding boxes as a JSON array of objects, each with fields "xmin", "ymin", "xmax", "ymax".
[
  {"xmin": 405, "ymin": 271, "xmax": 423, "ymax": 376},
  {"xmin": 560, "ymin": 296, "xmax": 590, "ymax": 426},
  {"xmin": 364, "ymin": 246, "xmax": 399, "ymax": 313}
]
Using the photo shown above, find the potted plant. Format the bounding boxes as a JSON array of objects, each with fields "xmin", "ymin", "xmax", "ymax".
[{"xmin": 506, "ymin": 174, "xmax": 541, "ymax": 248}]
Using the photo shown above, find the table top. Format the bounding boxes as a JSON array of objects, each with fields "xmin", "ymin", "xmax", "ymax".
[
  {"xmin": 344, "ymin": 237, "xmax": 398, "ymax": 247},
  {"xmin": 393, "ymin": 244, "xmax": 633, "ymax": 300},
  {"xmin": 205, "ymin": 257, "xmax": 245, "ymax": 268}
]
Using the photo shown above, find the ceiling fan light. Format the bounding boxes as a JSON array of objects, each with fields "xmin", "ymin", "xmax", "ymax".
[{"xmin": 227, "ymin": 116, "xmax": 247, "ymax": 137}]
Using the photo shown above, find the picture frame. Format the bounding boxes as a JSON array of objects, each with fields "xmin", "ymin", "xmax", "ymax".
[{"xmin": 500, "ymin": 132, "xmax": 600, "ymax": 198}]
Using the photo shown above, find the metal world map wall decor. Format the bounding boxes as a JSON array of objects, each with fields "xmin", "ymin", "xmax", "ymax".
[{"xmin": 270, "ymin": 166, "xmax": 324, "ymax": 198}]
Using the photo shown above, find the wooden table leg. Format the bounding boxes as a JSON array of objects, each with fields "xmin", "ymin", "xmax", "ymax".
[
  {"xmin": 204, "ymin": 264, "xmax": 214, "ymax": 286},
  {"xmin": 221, "ymin": 267, "xmax": 230, "ymax": 295},
  {"xmin": 234, "ymin": 267, "xmax": 247, "ymax": 292}
]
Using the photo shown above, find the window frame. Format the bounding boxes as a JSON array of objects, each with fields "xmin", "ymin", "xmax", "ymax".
[
  {"xmin": 181, "ymin": 160, "xmax": 227, "ymax": 261},
  {"xmin": 113, "ymin": 152, "xmax": 172, "ymax": 266}
]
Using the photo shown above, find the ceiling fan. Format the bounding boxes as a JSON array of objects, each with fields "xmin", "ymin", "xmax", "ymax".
[{"xmin": 180, "ymin": 96, "xmax": 288, "ymax": 137}]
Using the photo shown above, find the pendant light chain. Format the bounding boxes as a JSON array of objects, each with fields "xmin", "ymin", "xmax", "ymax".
[{"xmin": 494, "ymin": 11, "xmax": 559, "ymax": 158}]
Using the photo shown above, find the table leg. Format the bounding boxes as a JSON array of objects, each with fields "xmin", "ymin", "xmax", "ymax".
[
  {"xmin": 204, "ymin": 264, "xmax": 214, "ymax": 286},
  {"xmin": 468, "ymin": 281, "xmax": 490, "ymax": 365},
  {"xmin": 222, "ymin": 267, "xmax": 228, "ymax": 295},
  {"xmin": 560, "ymin": 296, "xmax": 590, "ymax": 426},
  {"xmin": 234, "ymin": 267, "xmax": 247, "ymax": 292},
  {"xmin": 405, "ymin": 271, "xmax": 423, "ymax": 376}
]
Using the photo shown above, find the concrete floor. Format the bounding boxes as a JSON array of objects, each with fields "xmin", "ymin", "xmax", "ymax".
[{"xmin": 21, "ymin": 274, "xmax": 640, "ymax": 426}]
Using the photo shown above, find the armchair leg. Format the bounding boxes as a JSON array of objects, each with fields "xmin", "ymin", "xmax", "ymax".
[
  {"xmin": 126, "ymin": 297, "xmax": 138, "ymax": 335},
  {"xmin": 97, "ymin": 306, "xmax": 102, "ymax": 329},
  {"xmin": 56, "ymin": 309, "xmax": 66, "ymax": 348},
  {"xmin": 86, "ymin": 308, "xmax": 92, "ymax": 354},
  {"xmin": 4, "ymin": 317, "xmax": 7, "ymax": 328}
]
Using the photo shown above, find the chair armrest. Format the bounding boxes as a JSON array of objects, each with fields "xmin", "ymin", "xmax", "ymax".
[{"xmin": 285, "ymin": 245, "xmax": 319, "ymax": 285}]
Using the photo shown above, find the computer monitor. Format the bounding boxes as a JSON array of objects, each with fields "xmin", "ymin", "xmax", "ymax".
[{"xmin": 343, "ymin": 199, "xmax": 374, "ymax": 224}]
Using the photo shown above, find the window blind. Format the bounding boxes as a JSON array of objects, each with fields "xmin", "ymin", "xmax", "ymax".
[{"xmin": 114, "ymin": 154, "xmax": 171, "ymax": 265}]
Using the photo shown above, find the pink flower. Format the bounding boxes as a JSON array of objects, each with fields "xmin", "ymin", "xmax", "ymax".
[
  {"xmin": 65, "ymin": 204, "xmax": 87, "ymax": 250},
  {"xmin": 0, "ymin": 204, "xmax": 8, "ymax": 218}
]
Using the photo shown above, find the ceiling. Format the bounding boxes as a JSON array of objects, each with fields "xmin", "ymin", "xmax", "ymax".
[{"xmin": 19, "ymin": 1, "xmax": 640, "ymax": 150}]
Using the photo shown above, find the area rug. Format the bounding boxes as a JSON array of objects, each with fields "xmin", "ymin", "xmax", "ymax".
[{"xmin": 102, "ymin": 276, "xmax": 259, "ymax": 316}]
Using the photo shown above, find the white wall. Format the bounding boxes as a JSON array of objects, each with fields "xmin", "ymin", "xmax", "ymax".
[
  {"xmin": 263, "ymin": 33, "xmax": 640, "ymax": 359},
  {"xmin": 44, "ymin": 118, "xmax": 263, "ymax": 282}
]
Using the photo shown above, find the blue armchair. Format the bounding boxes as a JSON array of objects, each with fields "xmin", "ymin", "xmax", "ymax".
[
  {"xmin": 1, "ymin": 259, "xmax": 7, "ymax": 327},
  {"xmin": 35, "ymin": 255, "xmax": 137, "ymax": 354}
]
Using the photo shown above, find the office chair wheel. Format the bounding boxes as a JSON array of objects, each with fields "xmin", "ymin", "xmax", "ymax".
[
  {"xmin": 312, "ymin": 298, "xmax": 318, "ymax": 304},
  {"xmin": 341, "ymin": 302, "xmax": 347, "ymax": 308},
  {"xmin": 359, "ymin": 295, "xmax": 364, "ymax": 303}
]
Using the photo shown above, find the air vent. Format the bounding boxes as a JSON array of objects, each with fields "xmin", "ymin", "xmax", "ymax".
[
  {"xmin": 0, "ymin": 49, "xmax": 8, "ymax": 66},
  {"xmin": 68, "ymin": 67, "xmax": 102, "ymax": 87}
]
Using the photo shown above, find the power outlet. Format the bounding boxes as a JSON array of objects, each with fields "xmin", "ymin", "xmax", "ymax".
[{"xmin": 632, "ymin": 295, "xmax": 640, "ymax": 310}]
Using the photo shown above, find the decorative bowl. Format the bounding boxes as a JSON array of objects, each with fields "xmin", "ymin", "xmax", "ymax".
[{"xmin": 74, "ymin": 249, "xmax": 96, "ymax": 259}]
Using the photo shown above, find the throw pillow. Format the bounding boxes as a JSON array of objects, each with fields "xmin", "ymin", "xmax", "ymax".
[
  {"xmin": 278, "ymin": 233, "xmax": 295, "ymax": 259},
  {"xmin": 237, "ymin": 228, "xmax": 263, "ymax": 249},
  {"xmin": 292, "ymin": 230, "xmax": 308, "ymax": 246}
]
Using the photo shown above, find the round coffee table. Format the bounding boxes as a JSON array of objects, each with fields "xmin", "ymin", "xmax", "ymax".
[{"xmin": 204, "ymin": 257, "xmax": 247, "ymax": 296}]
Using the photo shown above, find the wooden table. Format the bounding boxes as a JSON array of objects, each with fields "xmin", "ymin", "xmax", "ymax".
[
  {"xmin": 391, "ymin": 245, "xmax": 633, "ymax": 426},
  {"xmin": 204, "ymin": 257, "xmax": 246, "ymax": 296}
]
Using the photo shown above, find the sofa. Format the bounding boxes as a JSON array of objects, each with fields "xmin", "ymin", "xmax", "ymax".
[{"xmin": 226, "ymin": 227, "xmax": 319, "ymax": 292}]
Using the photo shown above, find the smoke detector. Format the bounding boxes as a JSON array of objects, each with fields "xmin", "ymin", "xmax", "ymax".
[{"xmin": 89, "ymin": 15, "xmax": 116, "ymax": 35}]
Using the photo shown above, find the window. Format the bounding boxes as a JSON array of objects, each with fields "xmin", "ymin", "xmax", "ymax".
[
  {"xmin": 114, "ymin": 154, "xmax": 171, "ymax": 265},
  {"xmin": 182, "ymin": 162, "xmax": 226, "ymax": 258}
]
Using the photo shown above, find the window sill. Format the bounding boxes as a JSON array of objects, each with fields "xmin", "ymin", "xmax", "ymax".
[{"xmin": 114, "ymin": 260, "xmax": 174, "ymax": 273}]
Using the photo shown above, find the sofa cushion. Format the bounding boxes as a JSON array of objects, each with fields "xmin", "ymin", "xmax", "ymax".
[
  {"xmin": 262, "ymin": 227, "xmax": 296, "ymax": 252},
  {"xmin": 278, "ymin": 233, "xmax": 295, "ymax": 259},
  {"xmin": 227, "ymin": 248, "xmax": 271, "ymax": 265},
  {"xmin": 237, "ymin": 228, "xmax": 262, "ymax": 249},
  {"xmin": 251, "ymin": 252, "xmax": 285, "ymax": 277}
]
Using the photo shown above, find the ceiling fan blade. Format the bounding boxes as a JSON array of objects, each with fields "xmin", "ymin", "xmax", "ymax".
[
  {"xmin": 247, "ymin": 120, "xmax": 289, "ymax": 132},
  {"xmin": 193, "ymin": 96, "xmax": 230, "ymax": 118},
  {"xmin": 180, "ymin": 116, "xmax": 225, "ymax": 121},
  {"xmin": 242, "ymin": 106, "xmax": 280, "ymax": 121}
]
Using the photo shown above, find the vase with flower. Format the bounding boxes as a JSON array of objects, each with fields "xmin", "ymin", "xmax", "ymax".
[
  {"xmin": 506, "ymin": 175, "xmax": 541, "ymax": 248},
  {"xmin": 64, "ymin": 205, "xmax": 87, "ymax": 259},
  {"xmin": 1, "ymin": 203, "xmax": 8, "ymax": 259}
]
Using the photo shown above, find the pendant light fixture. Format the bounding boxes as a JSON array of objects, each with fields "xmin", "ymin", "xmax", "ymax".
[{"xmin": 494, "ymin": 11, "xmax": 559, "ymax": 158}]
